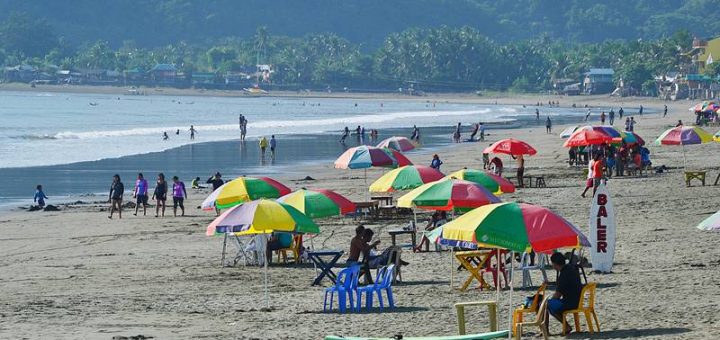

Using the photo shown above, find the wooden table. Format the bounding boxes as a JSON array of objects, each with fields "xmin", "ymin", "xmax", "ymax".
[
  {"xmin": 371, "ymin": 195, "xmax": 393, "ymax": 206},
  {"xmin": 353, "ymin": 201, "xmax": 379, "ymax": 220},
  {"xmin": 685, "ymin": 171, "xmax": 706, "ymax": 186},
  {"xmin": 455, "ymin": 249, "xmax": 495, "ymax": 291},
  {"xmin": 455, "ymin": 300, "xmax": 498, "ymax": 334},
  {"xmin": 388, "ymin": 229, "xmax": 416, "ymax": 249}
]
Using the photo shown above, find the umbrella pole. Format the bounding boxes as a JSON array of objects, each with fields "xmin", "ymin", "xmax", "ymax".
[
  {"xmin": 496, "ymin": 247, "xmax": 501, "ymax": 331},
  {"xmin": 221, "ymin": 233, "xmax": 228, "ymax": 267},
  {"xmin": 450, "ymin": 247, "xmax": 454, "ymax": 290},
  {"xmin": 682, "ymin": 144, "xmax": 688, "ymax": 170},
  {"xmin": 264, "ymin": 246, "xmax": 269, "ymax": 309},
  {"xmin": 507, "ymin": 251, "xmax": 515, "ymax": 340}
]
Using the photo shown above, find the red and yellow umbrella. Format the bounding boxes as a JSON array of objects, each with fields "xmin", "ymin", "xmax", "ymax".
[
  {"xmin": 439, "ymin": 202, "xmax": 590, "ymax": 253},
  {"xmin": 369, "ymin": 165, "xmax": 444, "ymax": 192},
  {"xmin": 446, "ymin": 168, "xmax": 515, "ymax": 195},
  {"xmin": 397, "ymin": 178, "xmax": 501, "ymax": 212},
  {"xmin": 277, "ymin": 188, "xmax": 356, "ymax": 219},
  {"xmin": 202, "ymin": 176, "xmax": 291, "ymax": 211}
]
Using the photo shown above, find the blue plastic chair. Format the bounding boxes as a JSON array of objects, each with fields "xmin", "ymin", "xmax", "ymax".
[
  {"xmin": 323, "ymin": 264, "xmax": 360, "ymax": 313},
  {"xmin": 376, "ymin": 264, "xmax": 396, "ymax": 310},
  {"xmin": 355, "ymin": 266, "xmax": 387, "ymax": 312}
]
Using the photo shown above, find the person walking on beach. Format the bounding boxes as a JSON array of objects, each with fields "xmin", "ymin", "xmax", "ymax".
[
  {"xmin": 581, "ymin": 154, "xmax": 598, "ymax": 198},
  {"xmin": 206, "ymin": 172, "xmax": 223, "ymax": 190},
  {"xmin": 171, "ymin": 176, "xmax": 187, "ymax": 217},
  {"xmin": 108, "ymin": 174, "xmax": 124, "ymax": 219},
  {"xmin": 584, "ymin": 109, "xmax": 591, "ymax": 122},
  {"xmin": 341, "ymin": 126, "xmax": 350, "ymax": 144},
  {"xmin": 624, "ymin": 117, "xmax": 631, "ymax": 131},
  {"xmin": 34, "ymin": 184, "xmax": 48, "ymax": 208},
  {"xmin": 663, "ymin": 104, "xmax": 668, "ymax": 117},
  {"xmin": 453, "ymin": 123, "xmax": 461, "ymax": 143},
  {"xmin": 410, "ymin": 125, "xmax": 419, "ymax": 141},
  {"xmin": 479, "ymin": 123, "xmax": 485, "ymax": 141},
  {"xmin": 546, "ymin": 116, "xmax": 552, "ymax": 134},
  {"xmin": 152, "ymin": 173, "xmax": 167, "ymax": 217},
  {"xmin": 240, "ymin": 116, "xmax": 248, "ymax": 141},
  {"xmin": 600, "ymin": 111, "xmax": 606, "ymax": 125},
  {"xmin": 469, "ymin": 123, "xmax": 479, "ymax": 141},
  {"xmin": 133, "ymin": 173, "xmax": 149, "ymax": 216},
  {"xmin": 430, "ymin": 154, "xmax": 443, "ymax": 171},
  {"xmin": 535, "ymin": 109, "xmax": 540, "ymax": 122},
  {"xmin": 609, "ymin": 109, "xmax": 615, "ymax": 125},
  {"xmin": 259, "ymin": 136, "xmax": 269, "ymax": 158},
  {"xmin": 639, "ymin": 105, "xmax": 643, "ymax": 116},
  {"xmin": 630, "ymin": 117, "xmax": 636, "ymax": 132},
  {"xmin": 270, "ymin": 135, "xmax": 277, "ymax": 159},
  {"xmin": 189, "ymin": 125, "xmax": 197, "ymax": 140}
]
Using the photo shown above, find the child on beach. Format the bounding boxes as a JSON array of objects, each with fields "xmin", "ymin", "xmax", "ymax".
[
  {"xmin": 133, "ymin": 173, "xmax": 149, "ymax": 216},
  {"xmin": 430, "ymin": 154, "xmax": 443, "ymax": 171},
  {"xmin": 34, "ymin": 185, "xmax": 48, "ymax": 208},
  {"xmin": 108, "ymin": 174, "xmax": 124, "ymax": 219},
  {"xmin": 152, "ymin": 173, "xmax": 167, "ymax": 218},
  {"xmin": 172, "ymin": 176, "xmax": 187, "ymax": 217}
]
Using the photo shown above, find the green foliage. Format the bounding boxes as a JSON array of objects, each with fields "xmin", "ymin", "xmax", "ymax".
[{"xmin": 0, "ymin": 12, "xmax": 59, "ymax": 57}]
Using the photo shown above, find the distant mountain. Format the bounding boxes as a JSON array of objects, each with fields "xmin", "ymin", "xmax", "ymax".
[{"xmin": 0, "ymin": 0, "xmax": 718, "ymax": 48}]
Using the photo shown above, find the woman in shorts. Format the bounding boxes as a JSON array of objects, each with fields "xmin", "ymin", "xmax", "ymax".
[{"xmin": 152, "ymin": 173, "xmax": 168, "ymax": 217}]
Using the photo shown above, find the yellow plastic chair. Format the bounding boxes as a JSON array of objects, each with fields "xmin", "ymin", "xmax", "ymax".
[
  {"xmin": 562, "ymin": 282, "xmax": 600, "ymax": 335},
  {"xmin": 514, "ymin": 297, "xmax": 550, "ymax": 340},
  {"xmin": 512, "ymin": 283, "xmax": 546, "ymax": 334},
  {"xmin": 276, "ymin": 235, "xmax": 303, "ymax": 264}
]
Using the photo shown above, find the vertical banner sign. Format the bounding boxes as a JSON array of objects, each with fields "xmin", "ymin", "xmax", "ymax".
[{"xmin": 589, "ymin": 182, "xmax": 615, "ymax": 273}]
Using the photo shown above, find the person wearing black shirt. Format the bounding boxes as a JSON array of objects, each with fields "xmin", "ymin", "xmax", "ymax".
[
  {"xmin": 206, "ymin": 172, "xmax": 224, "ymax": 191},
  {"xmin": 548, "ymin": 252, "xmax": 582, "ymax": 334}
]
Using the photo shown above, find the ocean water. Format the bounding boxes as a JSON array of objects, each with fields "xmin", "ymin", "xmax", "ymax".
[{"xmin": 0, "ymin": 90, "xmax": 586, "ymax": 208}]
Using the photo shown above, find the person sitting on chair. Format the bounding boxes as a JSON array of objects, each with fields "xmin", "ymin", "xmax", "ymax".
[
  {"xmin": 426, "ymin": 210, "xmax": 448, "ymax": 231},
  {"xmin": 363, "ymin": 229, "xmax": 409, "ymax": 268},
  {"xmin": 266, "ymin": 232, "xmax": 293, "ymax": 264},
  {"xmin": 548, "ymin": 252, "xmax": 582, "ymax": 335}
]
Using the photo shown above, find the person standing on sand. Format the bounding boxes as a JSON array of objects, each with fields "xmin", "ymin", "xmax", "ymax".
[
  {"xmin": 270, "ymin": 135, "xmax": 277, "ymax": 159},
  {"xmin": 133, "ymin": 173, "xmax": 149, "ymax": 216},
  {"xmin": 600, "ymin": 111, "xmax": 606, "ymax": 125},
  {"xmin": 240, "ymin": 116, "xmax": 248, "ymax": 141},
  {"xmin": 171, "ymin": 176, "xmax": 187, "ymax": 217},
  {"xmin": 513, "ymin": 154, "xmax": 525, "ymax": 188},
  {"xmin": 453, "ymin": 122, "xmax": 461, "ymax": 143},
  {"xmin": 469, "ymin": 123, "xmax": 479, "ymax": 141},
  {"xmin": 259, "ymin": 136, "xmax": 269, "ymax": 158},
  {"xmin": 624, "ymin": 117, "xmax": 631, "ymax": 131},
  {"xmin": 585, "ymin": 109, "xmax": 591, "ymax": 122},
  {"xmin": 663, "ymin": 104, "xmax": 668, "ymax": 117},
  {"xmin": 34, "ymin": 184, "xmax": 48, "ymax": 208},
  {"xmin": 430, "ymin": 154, "xmax": 443, "ymax": 171},
  {"xmin": 536, "ymin": 109, "xmax": 540, "ymax": 122},
  {"xmin": 630, "ymin": 117, "xmax": 636, "ymax": 132},
  {"xmin": 206, "ymin": 172, "xmax": 224, "ymax": 190},
  {"xmin": 479, "ymin": 123, "xmax": 485, "ymax": 141},
  {"xmin": 108, "ymin": 174, "xmax": 124, "ymax": 219},
  {"xmin": 152, "ymin": 173, "xmax": 167, "ymax": 217},
  {"xmin": 609, "ymin": 109, "xmax": 615, "ymax": 125},
  {"xmin": 639, "ymin": 105, "xmax": 643, "ymax": 116},
  {"xmin": 189, "ymin": 125, "xmax": 197, "ymax": 140},
  {"xmin": 546, "ymin": 116, "xmax": 552, "ymax": 134}
]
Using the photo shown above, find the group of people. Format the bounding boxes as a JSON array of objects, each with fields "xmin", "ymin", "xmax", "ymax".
[
  {"xmin": 347, "ymin": 225, "xmax": 409, "ymax": 283},
  {"xmin": 577, "ymin": 141, "xmax": 652, "ymax": 197},
  {"xmin": 259, "ymin": 135, "xmax": 278, "ymax": 159},
  {"xmin": 239, "ymin": 114, "xmax": 248, "ymax": 141},
  {"xmin": 340, "ymin": 126, "xmax": 379, "ymax": 144},
  {"xmin": 163, "ymin": 125, "xmax": 198, "ymax": 141},
  {"xmin": 452, "ymin": 122, "xmax": 486, "ymax": 143},
  {"xmin": 106, "ymin": 172, "xmax": 210, "ymax": 219}
]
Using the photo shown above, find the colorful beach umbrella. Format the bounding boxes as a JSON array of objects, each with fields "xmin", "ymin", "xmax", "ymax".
[
  {"xmin": 446, "ymin": 168, "xmax": 515, "ymax": 195},
  {"xmin": 591, "ymin": 125, "xmax": 622, "ymax": 139},
  {"xmin": 484, "ymin": 138, "xmax": 537, "ymax": 156},
  {"xmin": 369, "ymin": 165, "xmax": 444, "ymax": 192},
  {"xmin": 382, "ymin": 147, "xmax": 413, "ymax": 167},
  {"xmin": 563, "ymin": 128, "xmax": 613, "ymax": 147},
  {"xmin": 206, "ymin": 199, "xmax": 319, "ymax": 236},
  {"xmin": 202, "ymin": 177, "xmax": 292, "ymax": 211},
  {"xmin": 277, "ymin": 189, "xmax": 356, "ymax": 219},
  {"xmin": 377, "ymin": 136, "xmax": 416, "ymax": 152},
  {"xmin": 620, "ymin": 131, "xmax": 645, "ymax": 146},
  {"xmin": 655, "ymin": 126, "xmax": 713, "ymax": 146},
  {"xmin": 559, "ymin": 126, "xmax": 580, "ymax": 138},
  {"xmin": 697, "ymin": 210, "xmax": 720, "ymax": 232},
  {"xmin": 334, "ymin": 145, "xmax": 396, "ymax": 169},
  {"xmin": 439, "ymin": 202, "xmax": 590, "ymax": 253},
  {"xmin": 397, "ymin": 178, "xmax": 501, "ymax": 212}
]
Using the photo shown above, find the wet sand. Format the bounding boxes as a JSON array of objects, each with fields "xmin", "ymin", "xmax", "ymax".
[{"xmin": 1, "ymin": 95, "xmax": 719, "ymax": 339}]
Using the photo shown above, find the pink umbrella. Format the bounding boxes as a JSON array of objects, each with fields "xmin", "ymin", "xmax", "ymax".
[{"xmin": 377, "ymin": 136, "xmax": 416, "ymax": 152}]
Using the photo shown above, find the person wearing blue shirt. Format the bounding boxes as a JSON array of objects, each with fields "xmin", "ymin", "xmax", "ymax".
[
  {"xmin": 430, "ymin": 154, "xmax": 443, "ymax": 170},
  {"xmin": 270, "ymin": 135, "xmax": 277, "ymax": 159},
  {"xmin": 34, "ymin": 185, "xmax": 48, "ymax": 208}
]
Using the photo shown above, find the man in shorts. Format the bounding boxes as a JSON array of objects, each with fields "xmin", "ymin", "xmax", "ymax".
[
  {"xmin": 548, "ymin": 253, "xmax": 582, "ymax": 335},
  {"xmin": 133, "ymin": 173, "xmax": 149, "ymax": 216}
]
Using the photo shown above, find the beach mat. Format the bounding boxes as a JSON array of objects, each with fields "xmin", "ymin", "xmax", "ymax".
[{"xmin": 325, "ymin": 330, "xmax": 509, "ymax": 340}]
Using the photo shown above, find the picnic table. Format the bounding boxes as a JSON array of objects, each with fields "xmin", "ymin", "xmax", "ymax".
[
  {"xmin": 454, "ymin": 249, "xmax": 497, "ymax": 291},
  {"xmin": 371, "ymin": 194, "xmax": 393, "ymax": 206},
  {"xmin": 353, "ymin": 201, "xmax": 379, "ymax": 220},
  {"xmin": 307, "ymin": 250, "xmax": 344, "ymax": 286},
  {"xmin": 388, "ymin": 228, "xmax": 417, "ymax": 249},
  {"xmin": 685, "ymin": 171, "xmax": 706, "ymax": 186}
]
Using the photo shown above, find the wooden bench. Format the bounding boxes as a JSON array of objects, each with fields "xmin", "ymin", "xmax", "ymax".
[
  {"xmin": 685, "ymin": 171, "xmax": 706, "ymax": 186},
  {"xmin": 455, "ymin": 300, "xmax": 498, "ymax": 335}
]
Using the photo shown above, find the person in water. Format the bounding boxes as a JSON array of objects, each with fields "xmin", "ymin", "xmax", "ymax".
[
  {"xmin": 189, "ymin": 125, "xmax": 197, "ymax": 140},
  {"xmin": 133, "ymin": 173, "xmax": 149, "ymax": 216},
  {"xmin": 163, "ymin": 132, "xmax": 169, "ymax": 140},
  {"xmin": 270, "ymin": 135, "xmax": 277, "ymax": 159},
  {"xmin": 469, "ymin": 123, "xmax": 479, "ymax": 141},
  {"xmin": 152, "ymin": 173, "xmax": 167, "ymax": 218},
  {"xmin": 171, "ymin": 176, "xmax": 187, "ymax": 217},
  {"xmin": 108, "ymin": 174, "xmax": 124, "ymax": 219},
  {"xmin": 259, "ymin": 136, "xmax": 269, "ymax": 158},
  {"xmin": 453, "ymin": 122, "xmax": 462, "ymax": 143},
  {"xmin": 34, "ymin": 184, "xmax": 48, "ymax": 208},
  {"xmin": 340, "ymin": 126, "xmax": 350, "ymax": 144}
]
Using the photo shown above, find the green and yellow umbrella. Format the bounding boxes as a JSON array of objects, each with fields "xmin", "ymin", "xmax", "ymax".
[
  {"xmin": 446, "ymin": 168, "xmax": 515, "ymax": 195},
  {"xmin": 398, "ymin": 178, "xmax": 501, "ymax": 212},
  {"xmin": 369, "ymin": 165, "xmax": 445, "ymax": 192},
  {"xmin": 202, "ymin": 176, "xmax": 292, "ymax": 211},
  {"xmin": 206, "ymin": 199, "xmax": 319, "ymax": 236}
]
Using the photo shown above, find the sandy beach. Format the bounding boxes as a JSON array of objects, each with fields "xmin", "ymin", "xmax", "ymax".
[{"xmin": 1, "ymin": 93, "xmax": 719, "ymax": 339}]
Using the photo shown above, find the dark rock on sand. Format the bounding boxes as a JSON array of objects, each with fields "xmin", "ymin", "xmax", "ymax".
[
  {"xmin": 43, "ymin": 205, "xmax": 60, "ymax": 211},
  {"xmin": 28, "ymin": 205, "xmax": 43, "ymax": 212}
]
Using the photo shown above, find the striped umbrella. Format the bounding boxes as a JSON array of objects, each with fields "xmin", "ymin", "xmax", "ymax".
[
  {"xmin": 655, "ymin": 126, "xmax": 713, "ymax": 168},
  {"xmin": 484, "ymin": 138, "xmax": 537, "ymax": 156},
  {"xmin": 277, "ymin": 188, "xmax": 356, "ymax": 219},
  {"xmin": 697, "ymin": 210, "xmax": 720, "ymax": 232},
  {"xmin": 202, "ymin": 177, "xmax": 292, "ymax": 211},
  {"xmin": 334, "ymin": 145, "xmax": 396, "ymax": 169},
  {"xmin": 382, "ymin": 147, "xmax": 413, "ymax": 167},
  {"xmin": 377, "ymin": 136, "xmax": 416, "ymax": 152},
  {"xmin": 370, "ymin": 165, "xmax": 445, "ymax": 192},
  {"xmin": 559, "ymin": 126, "xmax": 580, "ymax": 138},
  {"xmin": 620, "ymin": 131, "xmax": 645, "ymax": 146},
  {"xmin": 439, "ymin": 202, "xmax": 590, "ymax": 253},
  {"xmin": 446, "ymin": 168, "xmax": 515, "ymax": 195},
  {"xmin": 397, "ymin": 178, "xmax": 501, "ymax": 212}
]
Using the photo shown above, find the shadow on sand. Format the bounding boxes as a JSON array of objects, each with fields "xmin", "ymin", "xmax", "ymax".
[{"xmin": 566, "ymin": 327, "xmax": 691, "ymax": 339}]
